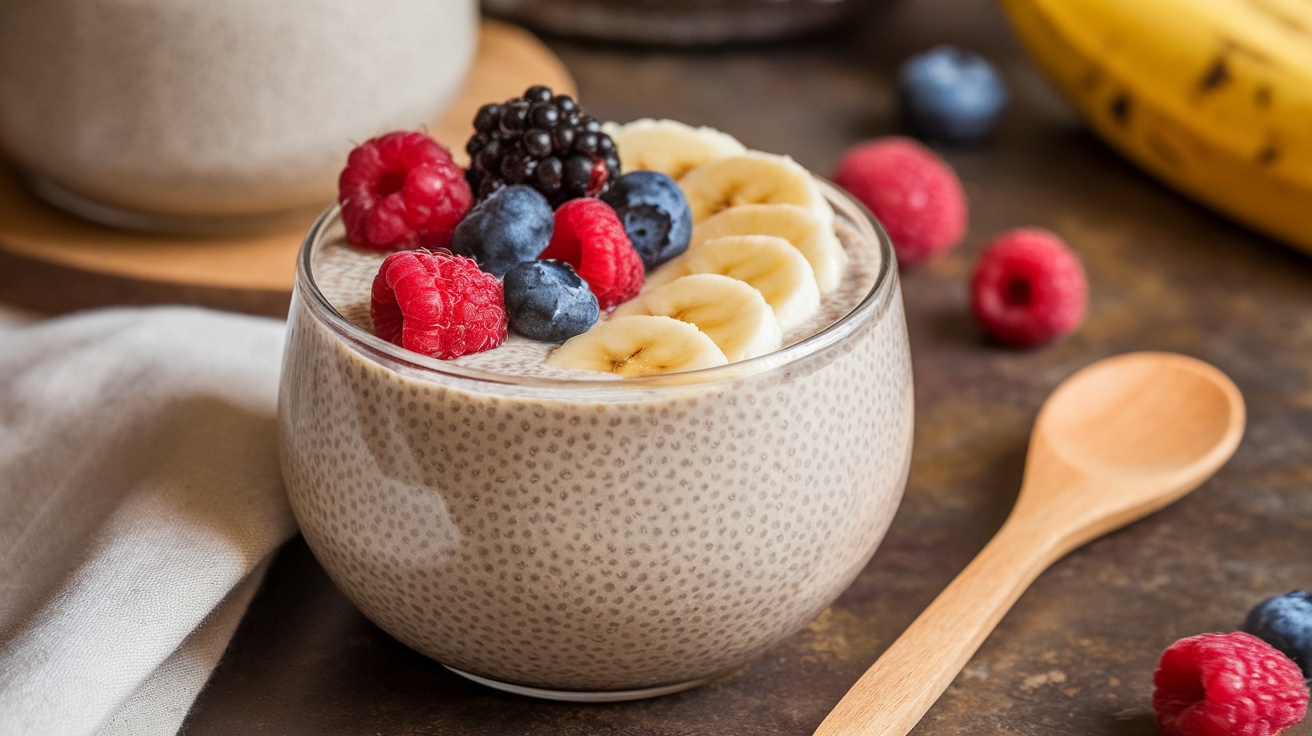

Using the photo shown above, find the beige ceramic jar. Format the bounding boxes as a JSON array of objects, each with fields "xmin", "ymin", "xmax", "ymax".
[{"xmin": 0, "ymin": 0, "xmax": 476, "ymax": 233}]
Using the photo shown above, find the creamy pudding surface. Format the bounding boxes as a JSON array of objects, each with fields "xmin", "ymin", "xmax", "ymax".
[
  {"xmin": 310, "ymin": 213, "xmax": 882, "ymax": 379},
  {"xmin": 279, "ymin": 188, "xmax": 914, "ymax": 695}
]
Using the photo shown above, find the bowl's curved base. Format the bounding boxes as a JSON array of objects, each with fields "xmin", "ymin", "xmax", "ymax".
[{"xmin": 443, "ymin": 665, "xmax": 723, "ymax": 702}]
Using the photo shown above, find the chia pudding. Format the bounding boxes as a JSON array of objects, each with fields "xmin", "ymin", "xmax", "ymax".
[{"xmin": 278, "ymin": 182, "xmax": 914, "ymax": 697}]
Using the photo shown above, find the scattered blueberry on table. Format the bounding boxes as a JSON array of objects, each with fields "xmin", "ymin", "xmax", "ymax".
[
  {"xmin": 1241, "ymin": 590, "xmax": 1312, "ymax": 680},
  {"xmin": 899, "ymin": 45, "xmax": 1008, "ymax": 144}
]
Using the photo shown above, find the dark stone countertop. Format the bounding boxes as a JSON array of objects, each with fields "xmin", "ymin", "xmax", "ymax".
[{"xmin": 182, "ymin": 0, "xmax": 1312, "ymax": 733}]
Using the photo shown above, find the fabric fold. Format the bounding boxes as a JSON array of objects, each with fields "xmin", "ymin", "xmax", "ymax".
[{"xmin": 0, "ymin": 307, "xmax": 297, "ymax": 736}]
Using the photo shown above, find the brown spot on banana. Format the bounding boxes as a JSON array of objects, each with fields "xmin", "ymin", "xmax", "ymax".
[
  {"xmin": 1254, "ymin": 86, "xmax": 1273, "ymax": 108},
  {"xmin": 1110, "ymin": 93, "xmax": 1132, "ymax": 126},
  {"xmin": 1198, "ymin": 57, "xmax": 1231, "ymax": 93}
]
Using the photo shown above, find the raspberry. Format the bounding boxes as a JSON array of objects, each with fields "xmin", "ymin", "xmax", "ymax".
[
  {"xmin": 370, "ymin": 249, "xmax": 507, "ymax": 359},
  {"xmin": 1153, "ymin": 632, "xmax": 1308, "ymax": 736},
  {"xmin": 338, "ymin": 131, "xmax": 472, "ymax": 252},
  {"xmin": 537, "ymin": 198, "xmax": 644, "ymax": 310},
  {"xmin": 969, "ymin": 228, "xmax": 1087, "ymax": 347},
  {"xmin": 831, "ymin": 137, "xmax": 967, "ymax": 266}
]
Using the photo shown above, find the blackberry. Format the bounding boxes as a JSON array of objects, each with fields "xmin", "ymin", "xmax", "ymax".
[{"xmin": 465, "ymin": 85, "xmax": 620, "ymax": 208}]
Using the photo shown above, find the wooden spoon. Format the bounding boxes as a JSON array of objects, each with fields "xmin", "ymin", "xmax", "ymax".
[{"xmin": 814, "ymin": 351, "xmax": 1245, "ymax": 736}]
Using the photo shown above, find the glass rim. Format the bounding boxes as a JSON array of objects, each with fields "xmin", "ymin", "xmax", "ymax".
[{"xmin": 295, "ymin": 178, "xmax": 897, "ymax": 391}]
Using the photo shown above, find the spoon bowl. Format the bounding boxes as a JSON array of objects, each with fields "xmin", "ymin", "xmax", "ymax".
[
  {"xmin": 1017, "ymin": 352, "xmax": 1245, "ymax": 555},
  {"xmin": 1041, "ymin": 352, "xmax": 1243, "ymax": 473},
  {"xmin": 814, "ymin": 352, "xmax": 1245, "ymax": 736}
]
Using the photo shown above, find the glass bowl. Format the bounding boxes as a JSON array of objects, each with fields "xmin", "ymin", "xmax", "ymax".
[{"xmin": 277, "ymin": 182, "xmax": 914, "ymax": 700}]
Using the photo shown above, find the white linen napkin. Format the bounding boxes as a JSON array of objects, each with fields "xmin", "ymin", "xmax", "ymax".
[{"xmin": 0, "ymin": 307, "xmax": 297, "ymax": 736}]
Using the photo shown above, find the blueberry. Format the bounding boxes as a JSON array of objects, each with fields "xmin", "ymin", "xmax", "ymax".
[
  {"xmin": 449, "ymin": 185, "xmax": 552, "ymax": 278},
  {"xmin": 600, "ymin": 171, "xmax": 692, "ymax": 271},
  {"xmin": 1240, "ymin": 590, "xmax": 1312, "ymax": 679},
  {"xmin": 898, "ymin": 45, "xmax": 1008, "ymax": 144},
  {"xmin": 503, "ymin": 260, "xmax": 599, "ymax": 342}
]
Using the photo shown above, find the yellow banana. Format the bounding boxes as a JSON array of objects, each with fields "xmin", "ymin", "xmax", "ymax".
[{"xmin": 996, "ymin": 0, "xmax": 1312, "ymax": 253}]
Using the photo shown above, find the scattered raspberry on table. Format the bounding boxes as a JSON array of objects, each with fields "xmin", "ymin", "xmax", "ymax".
[
  {"xmin": 1153, "ymin": 631, "xmax": 1309, "ymax": 736},
  {"xmin": 969, "ymin": 228, "xmax": 1087, "ymax": 347},
  {"xmin": 831, "ymin": 136, "xmax": 967, "ymax": 267}
]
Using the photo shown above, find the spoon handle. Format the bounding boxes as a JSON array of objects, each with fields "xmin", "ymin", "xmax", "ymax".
[{"xmin": 813, "ymin": 514, "xmax": 1061, "ymax": 736}]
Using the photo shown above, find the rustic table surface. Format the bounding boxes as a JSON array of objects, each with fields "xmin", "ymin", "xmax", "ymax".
[{"xmin": 182, "ymin": 0, "xmax": 1312, "ymax": 733}]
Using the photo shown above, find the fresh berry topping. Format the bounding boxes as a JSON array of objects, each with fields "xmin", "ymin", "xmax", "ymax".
[
  {"xmin": 338, "ymin": 131, "xmax": 472, "ymax": 252},
  {"xmin": 600, "ymin": 171, "xmax": 692, "ymax": 271},
  {"xmin": 899, "ymin": 45, "xmax": 1008, "ymax": 144},
  {"xmin": 831, "ymin": 137, "xmax": 967, "ymax": 266},
  {"xmin": 465, "ymin": 85, "xmax": 620, "ymax": 208},
  {"xmin": 1242, "ymin": 591, "xmax": 1312, "ymax": 680},
  {"xmin": 969, "ymin": 228, "xmax": 1087, "ymax": 347},
  {"xmin": 450, "ymin": 185, "xmax": 553, "ymax": 277},
  {"xmin": 503, "ymin": 260, "xmax": 600, "ymax": 342},
  {"xmin": 370, "ymin": 249, "xmax": 506, "ymax": 359},
  {"xmin": 538, "ymin": 198, "xmax": 643, "ymax": 310},
  {"xmin": 1153, "ymin": 632, "xmax": 1308, "ymax": 736}
]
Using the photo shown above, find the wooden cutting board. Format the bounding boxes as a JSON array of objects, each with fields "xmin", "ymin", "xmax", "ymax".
[{"xmin": 0, "ymin": 19, "xmax": 575, "ymax": 318}]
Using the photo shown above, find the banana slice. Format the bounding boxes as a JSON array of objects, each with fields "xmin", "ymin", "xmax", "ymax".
[
  {"xmin": 692, "ymin": 204, "xmax": 848, "ymax": 295},
  {"xmin": 677, "ymin": 235, "xmax": 821, "ymax": 333},
  {"xmin": 612, "ymin": 273, "xmax": 783, "ymax": 362},
  {"xmin": 546, "ymin": 314, "xmax": 728, "ymax": 377},
  {"xmin": 602, "ymin": 119, "xmax": 747, "ymax": 180},
  {"xmin": 678, "ymin": 152, "xmax": 834, "ymax": 227}
]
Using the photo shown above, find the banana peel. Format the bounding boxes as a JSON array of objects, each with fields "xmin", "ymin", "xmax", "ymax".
[{"xmin": 997, "ymin": 0, "xmax": 1312, "ymax": 254}]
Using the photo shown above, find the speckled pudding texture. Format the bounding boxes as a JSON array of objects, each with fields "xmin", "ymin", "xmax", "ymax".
[{"xmin": 278, "ymin": 189, "xmax": 915, "ymax": 694}]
